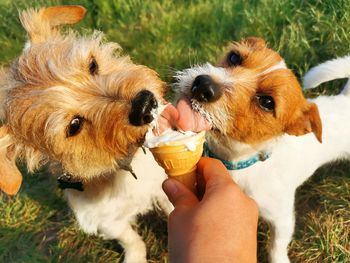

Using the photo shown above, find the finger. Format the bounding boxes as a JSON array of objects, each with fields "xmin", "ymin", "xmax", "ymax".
[
  {"xmin": 197, "ymin": 157, "xmax": 235, "ymax": 190},
  {"xmin": 162, "ymin": 178, "xmax": 198, "ymax": 208}
]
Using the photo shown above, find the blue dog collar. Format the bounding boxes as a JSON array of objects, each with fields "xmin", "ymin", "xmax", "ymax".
[{"xmin": 203, "ymin": 142, "xmax": 271, "ymax": 170}]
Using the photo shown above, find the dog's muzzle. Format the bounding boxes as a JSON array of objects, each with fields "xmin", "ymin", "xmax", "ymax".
[
  {"xmin": 191, "ymin": 75, "xmax": 222, "ymax": 103},
  {"xmin": 129, "ymin": 90, "xmax": 158, "ymax": 126}
]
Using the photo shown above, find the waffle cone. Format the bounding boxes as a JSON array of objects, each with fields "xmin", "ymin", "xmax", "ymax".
[{"xmin": 149, "ymin": 131, "xmax": 205, "ymax": 193}]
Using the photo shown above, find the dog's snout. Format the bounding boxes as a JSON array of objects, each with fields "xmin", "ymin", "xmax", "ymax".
[
  {"xmin": 191, "ymin": 75, "xmax": 222, "ymax": 102},
  {"xmin": 129, "ymin": 90, "xmax": 158, "ymax": 126}
]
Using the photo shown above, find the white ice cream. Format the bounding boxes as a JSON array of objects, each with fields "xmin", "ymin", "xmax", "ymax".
[
  {"xmin": 150, "ymin": 102, "xmax": 168, "ymax": 130},
  {"xmin": 144, "ymin": 129, "xmax": 198, "ymax": 151}
]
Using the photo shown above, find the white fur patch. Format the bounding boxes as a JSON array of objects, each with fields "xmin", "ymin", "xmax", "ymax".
[
  {"xmin": 261, "ymin": 59, "xmax": 287, "ymax": 75},
  {"xmin": 23, "ymin": 41, "xmax": 31, "ymax": 51},
  {"xmin": 175, "ymin": 63, "xmax": 233, "ymax": 92}
]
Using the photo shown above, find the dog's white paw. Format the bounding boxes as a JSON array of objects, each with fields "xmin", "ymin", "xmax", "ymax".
[
  {"xmin": 122, "ymin": 236, "xmax": 147, "ymax": 263},
  {"xmin": 270, "ymin": 251, "xmax": 290, "ymax": 263},
  {"xmin": 123, "ymin": 249, "xmax": 147, "ymax": 263}
]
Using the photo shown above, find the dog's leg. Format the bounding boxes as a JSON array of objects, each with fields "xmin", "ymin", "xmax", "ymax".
[
  {"xmin": 119, "ymin": 226, "xmax": 147, "ymax": 263},
  {"xmin": 99, "ymin": 223, "xmax": 147, "ymax": 263},
  {"xmin": 269, "ymin": 215, "xmax": 295, "ymax": 263},
  {"xmin": 264, "ymin": 197, "xmax": 295, "ymax": 263}
]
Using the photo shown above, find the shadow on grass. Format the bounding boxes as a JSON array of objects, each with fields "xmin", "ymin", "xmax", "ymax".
[
  {"xmin": 1, "ymin": 160, "xmax": 348, "ymax": 262},
  {"xmin": 1, "ymin": 164, "xmax": 170, "ymax": 262},
  {"xmin": 137, "ymin": 209, "xmax": 168, "ymax": 262},
  {"xmin": 0, "ymin": 165, "xmax": 124, "ymax": 262}
]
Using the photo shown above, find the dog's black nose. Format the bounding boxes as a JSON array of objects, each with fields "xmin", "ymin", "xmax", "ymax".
[
  {"xmin": 129, "ymin": 90, "xmax": 158, "ymax": 126},
  {"xmin": 191, "ymin": 75, "xmax": 222, "ymax": 102}
]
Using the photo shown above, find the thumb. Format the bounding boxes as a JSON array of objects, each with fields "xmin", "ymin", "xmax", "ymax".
[{"xmin": 162, "ymin": 178, "xmax": 198, "ymax": 208}]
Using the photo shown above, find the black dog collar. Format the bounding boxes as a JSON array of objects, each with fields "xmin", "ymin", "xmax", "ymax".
[{"xmin": 57, "ymin": 173, "xmax": 84, "ymax": 192}]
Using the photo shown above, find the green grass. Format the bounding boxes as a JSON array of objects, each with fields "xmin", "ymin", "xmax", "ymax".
[{"xmin": 0, "ymin": 0, "xmax": 349, "ymax": 262}]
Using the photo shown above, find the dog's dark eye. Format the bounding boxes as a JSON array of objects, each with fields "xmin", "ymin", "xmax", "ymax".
[
  {"xmin": 67, "ymin": 116, "xmax": 84, "ymax": 137},
  {"xmin": 89, "ymin": 57, "xmax": 98, "ymax": 75},
  {"xmin": 256, "ymin": 95, "xmax": 275, "ymax": 112},
  {"xmin": 227, "ymin": 51, "xmax": 242, "ymax": 66}
]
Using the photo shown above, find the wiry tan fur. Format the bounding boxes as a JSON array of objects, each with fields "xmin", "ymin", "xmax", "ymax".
[
  {"xmin": 0, "ymin": 6, "xmax": 171, "ymax": 263},
  {"xmin": 20, "ymin": 5, "xmax": 87, "ymax": 44},
  {"xmin": 0, "ymin": 6, "xmax": 165, "ymax": 181}
]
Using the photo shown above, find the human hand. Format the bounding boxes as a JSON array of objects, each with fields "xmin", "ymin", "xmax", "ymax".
[{"xmin": 162, "ymin": 157, "xmax": 258, "ymax": 263}]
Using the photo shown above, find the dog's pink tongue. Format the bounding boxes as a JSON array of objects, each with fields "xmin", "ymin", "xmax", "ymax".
[
  {"xmin": 153, "ymin": 98, "xmax": 211, "ymax": 135},
  {"xmin": 176, "ymin": 98, "xmax": 212, "ymax": 132}
]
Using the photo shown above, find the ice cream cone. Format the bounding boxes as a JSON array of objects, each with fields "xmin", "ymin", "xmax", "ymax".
[{"xmin": 149, "ymin": 131, "xmax": 205, "ymax": 193}]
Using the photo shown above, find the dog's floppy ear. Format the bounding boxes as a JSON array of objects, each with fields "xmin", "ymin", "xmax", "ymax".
[
  {"xmin": 243, "ymin": 37, "xmax": 267, "ymax": 49},
  {"xmin": 41, "ymin": 5, "xmax": 87, "ymax": 27},
  {"xmin": 285, "ymin": 102, "xmax": 322, "ymax": 143},
  {"xmin": 0, "ymin": 126, "xmax": 22, "ymax": 195},
  {"xmin": 20, "ymin": 5, "xmax": 86, "ymax": 44}
]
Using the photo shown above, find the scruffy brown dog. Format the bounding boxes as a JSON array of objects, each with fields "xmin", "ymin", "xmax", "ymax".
[{"xmin": 0, "ymin": 6, "xmax": 171, "ymax": 263}]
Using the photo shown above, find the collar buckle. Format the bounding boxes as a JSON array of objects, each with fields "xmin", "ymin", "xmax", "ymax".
[{"xmin": 259, "ymin": 152, "xmax": 271, "ymax": 162}]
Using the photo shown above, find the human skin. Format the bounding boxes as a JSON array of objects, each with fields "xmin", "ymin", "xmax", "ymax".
[{"xmin": 162, "ymin": 157, "xmax": 258, "ymax": 263}]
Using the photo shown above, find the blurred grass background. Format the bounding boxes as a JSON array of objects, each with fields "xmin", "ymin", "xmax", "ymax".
[{"xmin": 0, "ymin": 0, "xmax": 349, "ymax": 262}]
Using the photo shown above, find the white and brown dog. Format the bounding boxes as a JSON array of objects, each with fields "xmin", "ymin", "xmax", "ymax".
[
  {"xmin": 175, "ymin": 37, "xmax": 350, "ymax": 262},
  {"xmin": 0, "ymin": 6, "xmax": 172, "ymax": 263}
]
